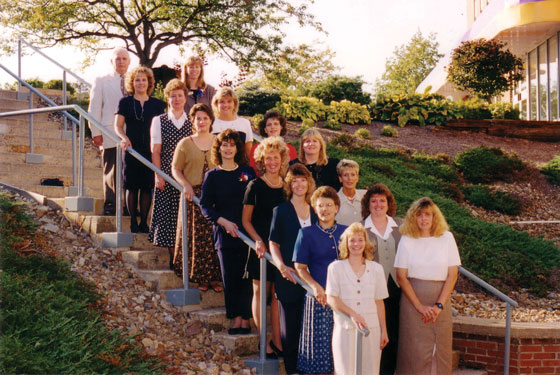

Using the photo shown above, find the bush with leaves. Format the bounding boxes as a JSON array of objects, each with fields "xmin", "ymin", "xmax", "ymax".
[
  {"xmin": 43, "ymin": 79, "xmax": 76, "ymax": 94},
  {"xmin": 251, "ymin": 113, "xmax": 264, "ymax": 130},
  {"xmin": 370, "ymin": 93, "xmax": 460, "ymax": 126},
  {"xmin": 275, "ymin": 96, "xmax": 328, "ymax": 122},
  {"xmin": 308, "ymin": 75, "xmax": 370, "ymax": 105},
  {"xmin": 489, "ymin": 102, "xmax": 520, "ymax": 120},
  {"xmin": 462, "ymin": 185, "xmax": 521, "ymax": 215},
  {"xmin": 322, "ymin": 119, "xmax": 341, "ymax": 130},
  {"xmin": 541, "ymin": 155, "xmax": 560, "ymax": 186},
  {"xmin": 354, "ymin": 128, "xmax": 370, "ymax": 139},
  {"xmin": 454, "ymin": 146, "xmax": 524, "ymax": 184},
  {"xmin": 327, "ymin": 100, "xmax": 371, "ymax": 125},
  {"xmin": 454, "ymin": 98, "xmax": 491, "ymax": 120},
  {"xmin": 380, "ymin": 125, "xmax": 398, "ymax": 137},
  {"xmin": 298, "ymin": 118, "xmax": 315, "ymax": 136},
  {"xmin": 238, "ymin": 83, "xmax": 282, "ymax": 116}
]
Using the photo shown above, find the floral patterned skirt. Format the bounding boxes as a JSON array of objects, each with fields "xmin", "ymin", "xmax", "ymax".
[{"xmin": 173, "ymin": 185, "xmax": 222, "ymax": 284}]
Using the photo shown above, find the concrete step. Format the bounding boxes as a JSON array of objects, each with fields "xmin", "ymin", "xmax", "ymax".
[
  {"xmin": 0, "ymin": 122, "xmax": 73, "ymax": 138},
  {"xmin": 18, "ymin": 184, "xmax": 104, "ymax": 199},
  {"xmin": 64, "ymin": 212, "xmax": 132, "ymax": 235},
  {"xmin": 0, "ymin": 117, "xmax": 68, "ymax": 130},
  {"xmin": 0, "ymin": 174, "xmax": 101, "ymax": 192},
  {"xmin": 0, "ymin": 162, "xmax": 102, "ymax": 179},
  {"xmin": 0, "ymin": 134, "xmax": 76, "ymax": 149},
  {"xmin": 0, "ymin": 144, "xmax": 100, "ymax": 159},
  {"xmin": 0, "ymin": 151, "xmax": 101, "ymax": 168},
  {"xmin": 212, "ymin": 330, "xmax": 262, "ymax": 356},
  {"xmin": 0, "ymin": 111, "xmax": 53, "ymax": 122},
  {"xmin": 135, "ymin": 269, "xmax": 182, "ymax": 291},
  {"xmin": 0, "ymin": 90, "xmax": 19, "ymax": 100},
  {"xmin": 122, "ymin": 249, "xmax": 170, "ymax": 270}
]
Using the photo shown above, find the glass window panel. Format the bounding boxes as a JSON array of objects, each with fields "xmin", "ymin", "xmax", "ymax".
[
  {"xmin": 529, "ymin": 50, "xmax": 537, "ymax": 120},
  {"xmin": 538, "ymin": 43, "xmax": 548, "ymax": 120},
  {"xmin": 550, "ymin": 36, "xmax": 558, "ymax": 121}
]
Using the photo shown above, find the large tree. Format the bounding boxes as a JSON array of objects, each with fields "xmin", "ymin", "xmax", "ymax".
[
  {"xmin": 374, "ymin": 31, "xmax": 443, "ymax": 98},
  {"xmin": 447, "ymin": 38, "xmax": 524, "ymax": 102},
  {"xmin": 0, "ymin": 0, "xmax": 321, "ymax": 68}
]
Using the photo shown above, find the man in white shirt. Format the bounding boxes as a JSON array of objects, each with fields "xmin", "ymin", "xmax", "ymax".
[{"xmin": 88, "ymin": 48, "xmax": 130, "ymax": 215}]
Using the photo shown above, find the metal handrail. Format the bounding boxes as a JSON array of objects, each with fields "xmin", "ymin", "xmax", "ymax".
[
  {"xmin": 0, "ymin": 92, "xmax": 367, "ymax": 374},
  {"xmin": 458, "ymin": 266, "xmax": 517, "ymax": 375}
]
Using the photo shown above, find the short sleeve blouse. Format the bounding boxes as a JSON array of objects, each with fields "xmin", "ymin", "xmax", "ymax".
[
  {"xmin": 212, "ymin": 117, "xmax": 253, "ymax": 143},
  {"xmin": 394, "ymin": 231, "xmax": 461, "ymax": 281}
]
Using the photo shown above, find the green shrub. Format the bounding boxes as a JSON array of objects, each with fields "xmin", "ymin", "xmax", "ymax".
[
  {"xmin": 298, "ymin": 118, "xmax": 315, "ymax": 136},
  {"xmin": 541, "ymin": 155, "xmax": 560, "ymax": 186},
  {"xmin": 380, "ymin": 125, "xmax": 398, "ymax": 137},
  {"xmin": 455, "ymin": 98, "xmax": 491, "ymax": 120},
  {"xmin": 308, "ymin": 75, "xmax": 371, "ymax": 105},
  {"xmin": 354, "ymin": 128, "xmax": 370, "ymax": 139},
  {"xmin": 275, "ymin": 96, "xmax": 328, "ymax": 121},
  {"xmin": 251, "ymin": 113, "xmax": 264, "ymax": 130},
  {"xmin": 331, "ymin": 133, "xmax": 359, "ymax": 152},
  {"xmin": 454, "ymin": 146, "xmax": 524, "ymax": 183},
  {"xmin": 489, "ymin": 102, "xmax": 520, "ymax": 120},
  {"xmin": 43, "ymin": 79, "xmax": 76, "ymax": 94},
  {"xmin": 327, "ymin": 100, "xmax": 371, "ymax": 125},
  {"xmin": 462, "ymin": 185, "xmax": 521, "ymax": 215},
  {"xmin": 323, "ymin": 119, "xmax": 342, "ymax": 130},
  {"xmin": 370, "ymin": 93, "xmax": 460, "ymax": 127},
  {"xmin": 238, "ymin": 83, "xmax": 281, "ymax": 116}
]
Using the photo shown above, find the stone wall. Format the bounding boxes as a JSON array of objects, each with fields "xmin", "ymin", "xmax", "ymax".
[{"xmin": 453, "ymin": 317, "xmax": 560, "ymax": 374}]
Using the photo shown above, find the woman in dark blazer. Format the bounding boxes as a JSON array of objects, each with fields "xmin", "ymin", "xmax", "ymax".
[
  {"xmin": 269, "ymin": 163, "xmax": 317, "ymax": 374},
  {"xmin": 361, "ymin": 183, "xmax": 402, "ymax": 375}
]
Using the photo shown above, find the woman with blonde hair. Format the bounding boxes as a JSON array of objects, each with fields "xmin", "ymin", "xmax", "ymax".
[
  {"xmin": 394, "ymin": 197, "xmax": 461, "ymax": 374},
  {"xmin": 115, "ymin": 66, "xmax": 165, "ymax": 232},
  {"xmin": 181, "ymin": 55, "xmax": 216, "ymax": 115},
  {"xmin": 289, "ymin": 128, "xmax": 340, "ymax": 190},
  {"xmin": 149, "ymin": 79, "xmax": 192, "ymax": 264},
  {"xmin": 242, "ymin": 136, "xmax": 290, "ymax": 359},
  {"xmin": 269, "ymin": 163, "xmax": 317, "ymax": 374},
  {"xmin": 335, "ymin": 159, "xmax": 366, "ymax": 225},
  {"xmin": 211, "ymin": 87, "xmax": 253, "ymax": 157},
  {"xmin": 326, "ymin": 222, "xmax": 389, "ymax": 374}
]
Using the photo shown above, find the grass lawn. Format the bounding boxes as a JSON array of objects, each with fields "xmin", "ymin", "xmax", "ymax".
[{"xmin": 0, "ymin": 194, "xmax": 164, "ymax": 375}]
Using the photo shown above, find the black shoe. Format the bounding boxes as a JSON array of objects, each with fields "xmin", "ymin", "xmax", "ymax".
[
  {"xmin": 139, "ymin": 223, "xmax": 149, "ymax": 233},
  {"xmin": 103, "ymin": 205, "xmax": 115, "ymax": 216},
  {"xmin": 130, "ymin": 221, "xmax": 139, "ymax": 233},
  {"xmin": 269, "ymin": 340, "xmax": 283, "ymax": 358},
  {"xmin": 238, "ymin": 327, "xmax": 251, "ymax": 335},
  {"xmin": 228, "ymin": 327, "xmax": 241, "ymax": 335}
]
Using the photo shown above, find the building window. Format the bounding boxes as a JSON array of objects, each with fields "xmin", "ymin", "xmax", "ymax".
[
  {"xmin": 529, "ymin": 50, "xmax": 537, "ymax": 120},
  {"xmin": 538, "ymin": 43, "xmax": 548, "ymax": 120},
  {"xmin": 550, "ymin": 34, "xmax": 559, "ymax": 121}
]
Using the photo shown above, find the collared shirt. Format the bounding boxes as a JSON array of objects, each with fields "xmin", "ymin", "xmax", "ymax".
[
  {"xmin": 88, "ymin": 71, "xmax": 127, "ymax": 148},
  {"xmin": 364, "ymin": 215, "xmax": 399, "ymax": 284},
  {"xmin": 335, "ymin": 188, "xmax": 366, "ymax": 226},
  {"xmin": 150, "ymin": 111, "xmax": 188, "ymax": 148}
]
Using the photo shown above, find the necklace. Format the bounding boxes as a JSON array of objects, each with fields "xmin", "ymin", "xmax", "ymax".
[
  {"xmin": 262, "ymin": 174, "xmax": 283, "ymax": 188},
  {"xmin": 133, "ymin": 98, "xmax": 145, "ymax": 121},
  {"xmin": 315, "ymin": 222, "xmax": 340, "ymax": 258},
  {"xmin": 343, "ymin": 191, "xmax": 356, "ymax": 204},
  {"xmin": 219, "ymin": 163, "xmax": 238, "ymax": 171}
]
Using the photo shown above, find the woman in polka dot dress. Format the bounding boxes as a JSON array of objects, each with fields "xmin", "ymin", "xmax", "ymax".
[{"xmin": 149, "ymin": 79, "xmax": 192, "ymax": 263}]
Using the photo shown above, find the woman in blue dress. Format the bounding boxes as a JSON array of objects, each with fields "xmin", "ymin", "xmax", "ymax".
[
  {"xmin": 200, "ymin": 129, "xmax": 255, "ymax": 334},
  {"xmin": 293, "ymin": 185, "xmax": 347, "ymax": 374},
  {"xmin": 269, "ymin": 163, "xmax": 317, "ymax": 374}
]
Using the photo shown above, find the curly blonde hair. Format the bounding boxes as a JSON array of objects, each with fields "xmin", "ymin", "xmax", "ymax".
[
  {"xmin": 125, "ymin": 66, "xmax": 155, "ymax": 95},
  {"xmin": 298, "ymin": 128, "xmax": 328, "ymax": 166},
  {"xmin": 400, "ymin": 197, "xmax": 449, "ymax": 238},
  {"xmin": 284, "ymin": 163, "xmax": 315, "ymax": 204},
  {"xmin": 181, "ymin": 56, "xmax": 207, "ymax": 89},
  {"xmin": 212, "ymin": 87, "xmax": 240, "ymax": 117},
  {"xmin": 253, "ymin": 136, "xmax": 290, "ymax": 177},
  {"xmin": 338, "ymin": 222, "xmax": 375, "ymax": 260}
]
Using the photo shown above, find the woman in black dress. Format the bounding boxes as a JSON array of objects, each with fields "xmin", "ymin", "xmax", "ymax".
[
  {"xmin": 115, "ymin": 66, "xmax": 165, "ymax": 232},
  {"xmin": 200, "ymin": 129, "xmax": 255, "ymax": 334},
  {"xmin": 289, "ymin": 128, "xmax": 341, "ymax": 190},
  {"xmin": 148, "ymin": 79, "xmax": 192, "ymax": 262}
]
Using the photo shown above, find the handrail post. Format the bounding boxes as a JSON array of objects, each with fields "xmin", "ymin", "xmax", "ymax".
[
  {"xmin": 71, "ymin": 116, "xmax": 77, "ymax": 193},
  {"xmin": 259, "ymin": 257, "xmax": 267, "ymax": 362},
  {"xmin": 504, "ymin": 303, "xmax": 512, "ymax": 375},
  {"xmin": 17, "ymin": 38, "xmax": 22, "ymax": 95},
  {"xmin": 181, "ymin": 195, "xmax": 189, "ymax": 290},
  {"xmin": 28, "ymin": 91, "xmax": 33, "ymax": 153},
  {"xmin": 78, "ymin": 115, "xmax": 85, "ymax": 197},
  {"xmin": 115, "ymin": 148, "xmax": 122, "ymax": 233},
  {"xmin": 62, "ymin": 71, "xmax": 68, "ymax": 132},
  {"xmin": 355, "ymin": 330, "xmax": 363, "ymax": 375}
]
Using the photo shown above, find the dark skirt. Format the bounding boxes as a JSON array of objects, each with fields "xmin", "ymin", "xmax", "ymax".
[
  {"xmin": 297, "ymin": 294, "xmax": 334, "ymax": 374},
  {"xmin": 396, "ymin": 278, "xmax": 452, "ymax": 375},
  {"xmin": 122, "ymin": 150, "xmax": 154, "ymax": 190}
]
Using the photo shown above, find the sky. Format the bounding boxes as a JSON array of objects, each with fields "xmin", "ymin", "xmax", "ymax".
[{"xmin": 0, "ymin": 0, "xmax": 467, "ymax": 93}]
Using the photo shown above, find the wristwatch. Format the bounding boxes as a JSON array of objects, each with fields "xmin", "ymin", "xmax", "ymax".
[{"xmin": 434, "ymin": 302, "xmax": 443, "ymax": 310}]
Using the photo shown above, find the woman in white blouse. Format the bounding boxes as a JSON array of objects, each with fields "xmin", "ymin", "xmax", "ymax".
[
  {"xmin": 394, "ymin": 197, "xmax": 461, "ymax": 374},
  {"xmin": 326, "ymin": 222, "xmax": 389, "ymax": 375}
]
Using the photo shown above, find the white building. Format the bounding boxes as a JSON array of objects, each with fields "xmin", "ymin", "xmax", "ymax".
[{"xmin": 417, "ymin": 0, "xmax": 560, "ymax": 120}]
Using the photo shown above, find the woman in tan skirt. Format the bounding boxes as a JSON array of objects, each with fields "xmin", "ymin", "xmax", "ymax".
[{"xmin": 394, "ymin": 197, "xmax": 461, "ymax": 374}]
